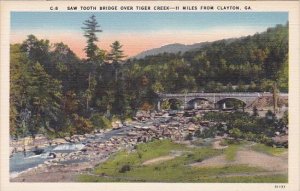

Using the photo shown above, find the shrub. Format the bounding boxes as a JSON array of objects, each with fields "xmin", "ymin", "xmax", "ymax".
[
  {"xmin": 195, "ymin": 127, "xmax": 217, "ymax": 138},
  {"xmin": 229, "ymin": 128, "xmax": 242, "ymax": 140},
  {"xmin": 140, "ymin": 102, "xmax": 154, "ymax": 111},
  {"xmin": 72, "ymin": 114, "xmax": 94, "ymax": 134},
  {"xmin": 219, "ymin": 139, "xmax": 228, "ymax": 146},
  {"xmin": 90, "ymin": 114, "xmax": 112, "ymax": 129},
  {"xmin": 119, "ymin": 164, "xmax": 131, "ymax": 173},
  {"xmin": 244, "ymin": 132, "xmax": 256, "ymax": 141}
]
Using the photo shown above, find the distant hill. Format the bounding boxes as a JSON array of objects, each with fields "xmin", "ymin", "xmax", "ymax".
[
  {"xmin": 129, "ymin": 24, "xmax": 288, "ymax": 93},
  {"xmin": 134, "ymin": 42, "xmax": 211, "ymax": 59},
  {"xmin": 133, "ymin": 38, "xmax": 240, "ymax": 59}
]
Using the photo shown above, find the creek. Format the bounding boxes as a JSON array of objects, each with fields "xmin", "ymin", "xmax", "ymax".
[{"xmin": 9, "ymin": 125, "xmax": 133, "ymax": 177}]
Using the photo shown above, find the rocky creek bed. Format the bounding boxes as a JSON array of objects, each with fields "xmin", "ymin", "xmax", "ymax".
[{"xmin": 9, "ymin": 109, "xmax": 287, "ymax": 182}]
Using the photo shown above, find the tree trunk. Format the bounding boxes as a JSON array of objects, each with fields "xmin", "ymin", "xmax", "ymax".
[
  {"xmin": 273, "ymin": 82, "xmax": 278, "ymax": 113},
  {"xmin": 86, "ymin": 72, "xmax": 91, "ymax": 111}
]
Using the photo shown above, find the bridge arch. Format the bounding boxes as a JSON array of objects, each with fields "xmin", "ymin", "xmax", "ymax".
[
  {"xmin": 187, "ymin": 98, "xmax": 214, "ymax": 110},
  {"xmin": 159, "ymin": 98, "xmax": 184, "ymax": 110},
  {"xmin": 216, "ymin": 98, "xmax": 246, "ymax": 110}
]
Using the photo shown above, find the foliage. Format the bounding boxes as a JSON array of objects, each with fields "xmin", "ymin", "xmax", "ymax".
[
  {"xmin": 71, "ymin": 114, "xmax": 93, "ymax": 134},
  {"xmin": 202, "ymin": 110, "xmax": 286, "ymax": 145},
  {"xmin": 9, "ymin": 19, "xmax": 288, "ymax": 138},
  {"xmin": 108, "ymin": 41, "xmax": 126, "ymax": 63},
  {"xmin": 229, "ymin": 128, "xmax": 242, "ymax": 141},
  {"xmin": 194, "ymin": 126, "xmax": 217, "ymax": 138},
  {"xmin": 90, "ymin": 114, "xmax": 112, "ymax": 129},
  {"xmin": 127, "ymin": 23, "xmax": 288, "ymax": 93},
  {"xmin": 82, "ymin": 15, "xmax": 102, "ymax": 61}
]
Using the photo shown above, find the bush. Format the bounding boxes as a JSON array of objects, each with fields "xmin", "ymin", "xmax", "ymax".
[
  {"xmin": 256, "ymin": 134, "xmax": 273, "ymax": 146},
  {"xmin": 90, "ymin": 114, "xmax": 112, "ymax": 129},
  {"xmin": 219, "ymin": 139, "xmax": 228, "ymax": 146},
  {"xmin": 195, "ymin": 127, "xmax": 217, "ymax": 138},
  {"xmin": 191, "ymin": 116, "xmax": 201, "ymax": 123},
  {"xmin": 140, "ymin": 102, "xmax": 154, "ymax": 111},
  {"xmin": 229, "ymin": 128, "xmax": 242, "ymax": 140},
  {"xmin": 244, "ymin": 132, "xmax": 256, "ymax": 141},
  {"xmin": 72, "ymin": 114, "xmax": 94, "ymax": 134},
  {"xmin": 119, "ymin": 164, "xmax": 131, "ymax": 173}
]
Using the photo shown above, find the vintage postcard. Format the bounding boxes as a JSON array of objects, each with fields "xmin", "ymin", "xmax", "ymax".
[{"xmin": 0, "ymin": 1, "xmax": 299, "ymax": 191}]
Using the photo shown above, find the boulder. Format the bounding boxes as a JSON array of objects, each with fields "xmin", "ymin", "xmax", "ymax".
[
  {"xmin": 272, "ymin": 135, "xmax": 288, "ymax": 147},
  {"xmin": 64, "ymin": 137, "xmax": 71, "ymax": 142},
  {"xmin": 141, "ymin": 126, "xmax": 150, "ymax": 130},
  {"xmin": 78, "ymin": 135, "xmax": 86, "ymax": 141},
  {"xmin": 53, "ymin": 138, "xmax": 68, "ymax": 145}
]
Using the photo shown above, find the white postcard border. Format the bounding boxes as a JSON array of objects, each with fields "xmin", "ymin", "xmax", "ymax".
[{"xmin": 1, "ymin": 1, "xmax": 299, "ymax": 191}]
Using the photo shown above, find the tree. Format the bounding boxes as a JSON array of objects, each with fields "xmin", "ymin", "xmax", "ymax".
[
  {"xmin": 82, "ymin": 15, "xmax": 102, "ymax": 61},
  {"xmin": 20, "ymin": 35, "xmax": 50, "ymax": 64},
  {"xmin": 10, "ymin": 44, "xmax": 32, "ymax": 137},
  {"xmin": 50, "ymin": 43, "xmax": 81, "ymax": 92},
  {"xmin": 82, "ymin": 15, "xmax": 102, "ymax": 113},
  {"xmin": 108, "ymin": 41, "xmax": 126, "ymax": 81},
  {"xmin": 108, "ymin": 41, "xmax": 125, "ymax": 63},
  {"xmin": 27, "ymin": 62, "xmax": 63, "ymax": 137}
]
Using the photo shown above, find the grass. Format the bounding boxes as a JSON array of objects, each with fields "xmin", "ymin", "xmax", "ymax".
[
  {"xmin": 251, "ymin": 143, "xmax": 287, "ymax": 156},
  {"xmin": 199, "ymin": 174, "xmax": 288, "ymax": 183},
  {"xmin": 77, "ymin": 164, "xmax": 270, "ymax": 182},
  {"xmin": 92, "ymin": 140, "xmax": 186, "ymax": 176},
  {"xmin": 224, "ymin": 144, "xmax": 240, "ymax": 161},
  {"xmin": 78, "ymin": 173, "xmax": 287, "ymax": 183},
  {"xmin": 77, "ymin": 139, "xmax": 287, "ymax": 182}
]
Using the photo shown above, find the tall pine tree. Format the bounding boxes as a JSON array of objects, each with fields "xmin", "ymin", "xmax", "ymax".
[
  {"xmin": 82, "ymin": 15, "xmax": 102, "ymax": 113},
  {"xmin": 108, "ymin": 41, "xmax": 125, "ymax": 64},
  {"xmin": 82, "ymin": 15, "xmax": 102, "ymax": 61}
]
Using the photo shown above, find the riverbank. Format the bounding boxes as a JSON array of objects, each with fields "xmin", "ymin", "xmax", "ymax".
[
  {"xmin": 77, "ymin": 139, "xmax": 287, "ymax": 183},
  {"xmin": 10, "ymin": 109, "xmax": 288, "ymax": 182},
  {"xmin": 10, "ymin": 109, "xmax": 201, "ymax": 181}
]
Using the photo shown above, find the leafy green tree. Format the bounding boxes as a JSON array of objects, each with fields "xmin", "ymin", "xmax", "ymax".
[
  {"xmin": 71, "ymin": 114, "xmax": 93, "ymax": 134},
  {"xmin": 20, "ymin": 35, "xmax": 52, "ymax": 74},
  {"xmin": 50, "ymin": 42, "xmax": 81, "ymax": 92},
  {"xmin": 27, "ymin": 62, "xmax": 63, "ymax": 137},
  {"xmin": 278, "ymin": 54, "xmax": 288, "ymax": 92},
  {"xmin": 10, "ymin": 44, "xmax": 32, "ymax": 137},
  {"xmin": 90, "ymin": 114, "xmax": 112, "ymax": 129}
]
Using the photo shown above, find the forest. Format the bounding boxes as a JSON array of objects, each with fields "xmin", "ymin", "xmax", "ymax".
[{"xmin": 10, "ymin": 15, "xmax": 288, "ymax": 138}]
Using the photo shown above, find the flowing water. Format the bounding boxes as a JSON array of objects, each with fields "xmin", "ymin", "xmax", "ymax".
[{"xmin": 9, "ymin": 125, "xmax": 134, "ymax": 177}]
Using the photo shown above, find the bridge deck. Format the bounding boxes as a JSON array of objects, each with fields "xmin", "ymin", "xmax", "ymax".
[{"xmin": 158, "ymin": 92, "xmax": 288, "ymax": 98}]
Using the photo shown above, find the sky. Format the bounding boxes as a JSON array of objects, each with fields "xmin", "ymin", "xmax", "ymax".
[{"xmin": 11, "ymin": 12, "xmax": 288, "ymax": 58}]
